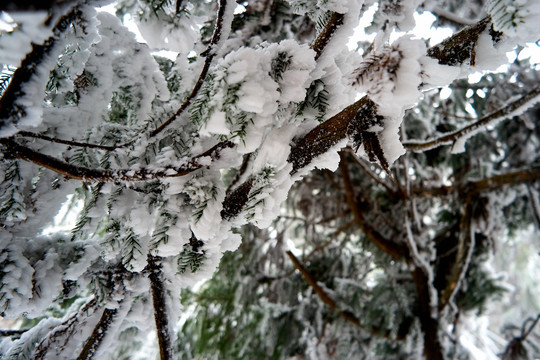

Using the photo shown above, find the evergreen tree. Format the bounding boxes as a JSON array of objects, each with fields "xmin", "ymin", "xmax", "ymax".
[{"xmin": 0, "ymin": 0, "xmax": 540, "ymax": 359}]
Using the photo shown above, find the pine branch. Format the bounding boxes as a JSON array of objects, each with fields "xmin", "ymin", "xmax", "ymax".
[
  {"xmin": 427, "ymin": 17, "xmax": 502, "ymax": 67},
  {"xmin": 0, "ymin": 3, "xmax": 85, "ymax": 130},
  {"xmin": 501, "ymin": 313, "xmax": 540, "ymax": 360},
  {"xmin": 311, "ymin": 12, "xmax": 345, "ymax": 60},
  {"xmin": 404, "ymin": 87, "xmax": 540, "ymax": 152},
  {"xmin": 343, "ymin": 147, "xmax": 397, "ymax": 195},
  {"xmin": 35, "ymin": 298, "xmax": 98, "ymax": 360},
  {"xmin": 287, "ymin": 250, "xmax": 398, "ymax": 339},
  {"xmin": 150, "ymin": 0, "xmax": 231, "ymax": 137},
  {"xmin": 77, "ymin": 307, "xmax": 118, "ymax": 360},
  {"xmin": 0, "ymin": 138, "xmax": 234, "ymax": 182},
  {"xmin": 0, "ymin": 329, "xmax": 28, "ymax": 337},
  {"xmin": 286, "ymin": 250, "xmax": 362, "ymax": 325},
  {"xmin": 438, "ymin": 202, "xmax": 475, "ymax": 311},
  {"xmin": 17, "ymin": 131, "xmax": 118, "ymax": 151},
  {"xmin": 338, "ymin": 151, "xmax": 410, "ymax": 260},
  {"xmin": 412, "ymin": 267, "xmax": 445, "ymax": 360},
  {"xmin": 146, "ymin": 254, "xmax": 174, "ymax": 360}
]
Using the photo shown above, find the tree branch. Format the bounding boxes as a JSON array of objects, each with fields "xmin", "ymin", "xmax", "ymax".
[
  {"xmin": 147, "ymin": 254, "xmax": 174, "ymax": 360},
  {"xmin": 220, "ymin": 15, "xmax": 505, "ymax": 220},
  {"xmin": 17, "ymin": 131, "xmax": 118, "ymax": 151},
  {"xmin": 501, "ymin": 313, "xmax": 540, "ymax": 360},
  {"xmin": 404, "ymin": 87, "xmax": 540, "ymax": 152},
  {"xmin": 0, "ymin": 138, "xmax": 234, "ymax": 182},
  {"xmin": 412, "ymin": 267, "xmax": 445, "ymax": 360},
  {"xmin": 339, "ymin": 151, "xmax": 409, "ymax": 260},
  {"xmin": 286, "ymin": 250, "xmax": 364, "ymax": 326},
  {"xmin": 0, "ymin": 329, "xmax": 29, "ymax": 337},
  {"xmin": 35, "ymin": 297, "xmax": 98, "ymax": 360},
  {"xmin": 411, "ymin": 165, "xmax": 540, "ymax": 198},
  {"xmin": 311, "ymin": 12, "xmax": 345, "ymax": 60},
  {"xmin": 150, "ymin": 0, "xmax": 231, "ymax": 137},
  {"xmin": 427, "ymin": 17, "xmax": 501, "ymax": 66},
  {"xmin": 438, "ymin": 202, "xmax": 474, "ymax": 311},
  {"xmin": 76, "ymin": 307, "xmax": 118, "ymax": 360},
  {"xmin": 0, "ymin": 3, "xmax": 84, "ymax": 131}
]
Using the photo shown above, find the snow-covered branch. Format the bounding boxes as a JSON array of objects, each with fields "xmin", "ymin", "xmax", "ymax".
[
  {"xmin": 0, "ymin": 3, "xmax": 87, "ymax": 136},
  {"xmin": 150, "ymin": 0, "xmax": 234, "ymax": 137},
  {"xmin": 311, "ymin": 12, "xmax": 345, "ymax": 60},
  {"xmin": 0, "ymin": 138, "xmax": 234, "ymax": 181},
  {"xmin": 427, "ymin": 17, "xmax": 501, "ymax": 67},
  {"xmin": 404, "ymin": 87, "xmax": 540, "ymax": 152},
  {"xmin": 77, "ymin": 307, "xmax": 118, "ymax": 360},
  {"xmin": 16, "ymin": 130, "xmax": 118, "ymax": 151}
]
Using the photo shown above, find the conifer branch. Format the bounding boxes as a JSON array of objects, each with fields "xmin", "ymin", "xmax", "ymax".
[
  {"xmin": 0, "ymin": 329, "xmax": 28, "ymax": 337},
  {"xmin": 0, "ymin": 3, "xmax": 85, "ymax": 131},
  {"xmin": 339, "ymin": 151, "xmax": 409, "ymax": 260},
  {"xmin": 427, "ymin": 17, "xmax": 501, "ymax": 67},
  {"xmin": 150, "ymin": 0, "xmax": 231, "ymax": 137},
  {"xmin": 146, "ymin": 254, "xmax": 174, "ymax": 360},
  {"xmin": 438, "ymin": 202, "xmax": 474, "ymax": 311},
  {"xmin": 16, "ymin": 131, "xmax": 118, "ymax": 151},
  {"xmin": 287, "ymin": 250, "xmax": 399, "ymax": 339},
  {"xmin": 412, "ymin": 166, "xmax": 540, "ymax": 198},
  {"xmin": 0, "ymin": 138, "xmax": 234, "ymax": 182},
  {"xmin": 35, "ymin": 298, "xmax": 99, "ymax": 360},
  {"xmin": 404, "ymin": 87, "xmax": 540, "ymax": 152},
  {"xmin": 412, "ymin": 267, "xmax": 445, "ymax": 360},
  {"xmin": 286, "ymin": 251, "xmax": 362, "ymax": 326},
  {"xmin": 289, "ymin": 96, "xmax": 374, "ymax": 174},
  {"xmin": 311, "ymin": 12, "xmax": 345, "ymax": 60},
  {"xmin": 500, "ymin": 313, "xmax": 540, "ymax": 360},
  {"xmin": 221, "ymin": 14, "xmax": 506, "ymax": 220},
  {"xmin": 76, "ymin": 307, "xmax": 118, "ymax": 360}
]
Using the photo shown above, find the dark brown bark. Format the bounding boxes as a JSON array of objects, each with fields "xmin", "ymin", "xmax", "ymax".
[
  {"xmin": 76, "ymin": 307, "xmax": 118, "ymax": 360},
  {"xmin": 339, "ymin": 152, "xmax": 409, "ymax": 260},
  {"xmin": 147, "ymin": 255, "xmax": 174, "ymax": 360},
  {"xmin": 0, "ymin": 5, "xmax": 84, "ymax": 130},
  {"xmin": 412, "ymin": 268, "xmax": 445, "ymax": 360},
  {"xmin": 311, "ymin": 12, "xmax": 345, "ymax": 60},
  {"xmin": 0, "ymin": 138, "xmax": 234, "ymax": 182},
  {"xmin": 427, "ymin": 17, "xmax": 501, "ymax": 66}
]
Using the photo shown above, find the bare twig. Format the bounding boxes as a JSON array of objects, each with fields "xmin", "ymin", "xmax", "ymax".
[
  {"xmin": 150, "ymin": 0, "xmax": 231, "ymax": 137},
  {"xmin": 404, "ymin": 87, "xmax": 540, "ymax": 152},
  {"xmin": 0, "ymin": 138, "xmax": 234, "ymax": 182}
]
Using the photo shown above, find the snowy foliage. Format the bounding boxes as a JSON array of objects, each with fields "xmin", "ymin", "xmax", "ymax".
[{"xmin": 0, "ymin": 0, "xmax": 540, "ymax": 359}]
